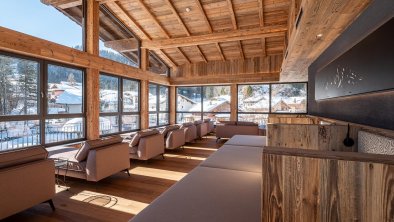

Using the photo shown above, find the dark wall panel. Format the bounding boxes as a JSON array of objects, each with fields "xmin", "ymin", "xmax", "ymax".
[{"xmin": 308, "ymin": 0, "xmax": 394, "ymax": 130}]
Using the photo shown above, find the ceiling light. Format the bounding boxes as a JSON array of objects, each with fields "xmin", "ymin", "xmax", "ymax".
[
  {"xmin": 316, "ymin": 33, "xmax": 323, "ymax": 38},
  {"xmin": 185, "ymin": 7, "xmax": 191, "ymax": 12}
]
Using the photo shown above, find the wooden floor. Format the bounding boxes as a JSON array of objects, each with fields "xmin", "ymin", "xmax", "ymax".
[{"xmin": 4, "ymin": 135, "xmax": 224, "ymax": 222}]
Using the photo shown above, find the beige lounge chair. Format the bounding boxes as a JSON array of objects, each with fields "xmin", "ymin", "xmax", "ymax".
[
  {"xmin": 161, "ymin": 125, "xmax": 186, "ymax": 150},
  {"xmin": 47, "ymin": 135, "xmax": 130, "ymax": 182},
  {"xmin": 216, "ymin": 121, "xmax": 259, "ymax": 142},
  {"xmin": 127, "ymin": 129, "xmax": 165, "ymax": 160},
  {"xmin": 180, "ymin": 122, "xmax": 198, "ymax": 143},
  {"xmin": 0, "ymin": 146, "xmax": 55, "ymax": 219},
  {"xmin": 195, "ymin": 120, "xmax": 208, "ymax": 139}
]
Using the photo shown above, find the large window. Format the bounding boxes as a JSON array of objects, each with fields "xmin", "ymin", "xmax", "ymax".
[
  {"xmin": 237, "ymin": 83, "xmax": 307, "ymax": 128},
  {"xmin": 0, "ymin": 1, "xmax": 83, "ymax": 50},
  {"xmin": 176, "ymin": 86, "xmax": 231, "ymax": 124},
  {"xmin": 0, "ymin": 53, "xmax": 86, "ymax": 151},
  {"xmin": 99, "ymin": 74, "xmax": 140, "ymax": 135},
  {"xmin": 149, "ymin": 84, "xmax": 169, "ymax": 127}
]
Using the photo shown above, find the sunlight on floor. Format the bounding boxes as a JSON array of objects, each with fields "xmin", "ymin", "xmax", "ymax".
[
  {"xmin": 183, "ymin": 146, "xmax": 218, "ymax": 151},
  {"xmin": 70, "ymin": 190, "xmax": 148, "ymax": 215},
  {"xmin": 130, "ymin": 166, "xmax": 187, "ymax": 181},
  {"xmin": 164, "ymin": 153, "xmax": 207, "ymax": 161}
]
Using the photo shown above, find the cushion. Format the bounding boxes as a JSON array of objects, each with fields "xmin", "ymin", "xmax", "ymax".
[
  {"xmin": 236, "ymin": 121, "xmax": 258, "ymax": 126},
  {"xmin": 130, "ymin": 129, "xmax": 159, "ymax": 147},
  {"xmin": 219, "ymin": 121, "xmax": 236, "ymax": 125},
  {"xmin": 182, "ymin": 122, "xmax": 194, "ymax": 127},
  {"xmin": 194, "ymin": 120, "xmax": 203, "ymax": 125},
  {"xmin": 225, "ymin": 135, "xmax": 266, "ymax": 147},
  {"xmin": 200, "ymin": 145, "xmax": 262, "ymax": 173},
  {"xmin": 129, "ymin": 146, "xmax": 138, "ymax": 154},
  {"xmin": 161, "ymin": 125, "xmax": 180, "ymax": 138},
  {"xmin": 47, "ymin": 146, "xmax": 86, "ymax": 171},
  {"xmin": 75, "ymin": 135, "xmax": 123, "ymax": 162},
  {"xmin": 131, "ymin": 166, "xmax": 261, "ymax": 222},
  {"xmin": 0, "ymin": 145, "xmax": 47, "ymax": 169},
  {"xmin": 358, "ymin": 131, "xmax": 394, "ymax": 155}
]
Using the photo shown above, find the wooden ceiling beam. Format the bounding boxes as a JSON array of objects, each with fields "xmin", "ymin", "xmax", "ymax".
[
  {"xmin": 40, "ymin": 0, "xmax": 81, "ymax": 9},
  {"xmin": 154, "ymin": 50, "xmax": 177, "ymax": 68},
  {"xmin": 194, "ymin": 0, "xmax": 213, "ymax": 33},
  {"xmin": 103, "ymin": 39, "xmax": 139, "ymax": 52},
  {"xmin": 261, "ymin": 37, "xmax": 266, "ymax": 56},
  {"xmin": 226, "ymin": 0, "xmax": 238, "ymax": 30},
  {"xmin": 141, "ymin": 25, "xmax": 287, "ymax": 49},
  {"xmin": 135, "ymin": 0, "xmax": 170, "ymax": 38},
  {"xmin": 176, "ymin": 48, "xmax": 191, "ymax": 64},
  {"xmin": 163, "ymin": 0, "xmax": 191, "ymax": 36},
  {"xmin": 215, "ymin": 43, "xmax": 225, "ymax": 61},
  {"xmin": 258, "ymin": 0, "xmax": 264, "ymax": 27},
  {"xmin": 238, "ymin": 41, "xmax": 245, "ymax": 60},
  {"xmin": 196, "ymin": 45, "xmax": 208, "ymax": 63}
]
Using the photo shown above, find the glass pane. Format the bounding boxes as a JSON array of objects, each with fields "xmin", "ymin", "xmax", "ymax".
[
  {"xmin": 271, "ymin": 83, "xmax": 307, "ymax": 113},
  {"xmin": 159, "ymin": 86, "xmax": 169, "ymax": 111},
  {"xmin": 0, "ymin": 120, "xmax": 40, "ymax": 151},
  {"xmin": 149, "ymin": 84, "xmax": 157, "ymax": 112},
  {"xmin": 100, "ymin": 75, "xmax": 119, "ymax": 113},
  {"xmin": 45, "ymin": 118, "xmax": 84, "ymax": 144},
  {"xmin": 203, "ymin": 86, "xmax": 231, "ymax": 112},
  {"xmin": 149, "ymin": 114, "xmax": 157, "ymax": 127},
  {"xmin": 99, "ymin": 6, "xmax": 138, "ymax": 67},
  {"xmin": 149, "ymin": 52, "xmax": 169, "ymax": 76},
  {"xmin": 238, "ymin": 84, "xmax": 269, "ymax": 112},
  {"xmin": 99, "ymin": 116, "xmax": 119, "ymax": 135},
  {"xmin": 123, "ymin": 79, "xmax": 139, "ymax": 112},
  {"xmin": 0, "ymin": 55, "xmax": 39, "ymax": 116},
  {"xmin": 47, "ymin": 64, "xmax": 84, "ymax": 114},
  {"xmin": 238, "ymin": 114, "xmax": 268, "ymax": 128},
  {"xmin": 121, "ymin": 115, "xmax": 139, "ymax": 131},
  {"xmin": 203, "ymin": 113, "xmax": 230, "ymax": 124},
  {"xmin": 0, "ymin": 1, "xmax": 83, "ymax": 49},
  {"xmin": 176, "ymin": 113, "xmax": 201, "ymax": 124},
  {"xmin": 159, "ymin": 113, "xmax": 169, "ymax": 126},
  {"xmin": 177, "ymin": 87, "xmax": 201, "ymax": 112}
]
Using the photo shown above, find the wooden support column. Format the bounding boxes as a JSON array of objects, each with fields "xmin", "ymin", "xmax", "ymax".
[
  {"xmin": 230, "ymin": 83, "xmax": 237, "ymax": 121},
  {"xmin": 169, "ymin": 86, "xmax": 176, "ymax": 125},
  {"xmin": 140, "ymin": 80, "xmax": 150, "ymax": 129},
  {"xmin": 85, "ymin": 0, "xmax": 100, "ymax": 139},
  {"xmin": 140, "ymin": 48, "xmax": 149, "ymax": 71}
]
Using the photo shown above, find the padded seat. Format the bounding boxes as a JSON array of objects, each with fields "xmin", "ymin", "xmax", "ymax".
[
  {"xmin": 200, "ymin": 145, "xmax": 262, "ymax": 173},
  {"xmin": 130, "ymin": 166, "xmax": 261, "ymax": 222},
  {"xmin": 225, "ymin": 135, "xmax": 267, "ymax": 147}
]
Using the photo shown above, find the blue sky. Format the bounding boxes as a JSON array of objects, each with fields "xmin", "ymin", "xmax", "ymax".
[{"xmin": 0, "ymin": 0, "xmax": 83, "ymax": 47}]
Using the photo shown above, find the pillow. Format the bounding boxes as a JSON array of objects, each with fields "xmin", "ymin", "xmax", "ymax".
[
  {"xmin": 75, "ymin": 142, "xmax": 91, "ymax": 162},
  {"xmin": 129, "ymin": 146, "xmax": 138, "ymax": 154},
  {"xmin": 182, "ymin": 122, "xmax": 194, "ymax": 127},
  {"xmin": 161, "ymin": 125, "xmax": 180, "ymax": 138}
]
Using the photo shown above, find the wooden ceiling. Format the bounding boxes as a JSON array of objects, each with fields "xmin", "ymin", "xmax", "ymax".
[{"xmin": 42, "ymin": 0, "xmax": 291, "ymax": 68}]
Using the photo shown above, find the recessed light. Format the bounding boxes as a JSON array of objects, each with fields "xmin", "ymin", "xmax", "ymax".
[
  {"xmin": 316, "ymin": 33, "xmax": 323, "ymax": 38},
  {"xmin": 185, "ymin": 7, "xmax": 191, "ymax": 12}
]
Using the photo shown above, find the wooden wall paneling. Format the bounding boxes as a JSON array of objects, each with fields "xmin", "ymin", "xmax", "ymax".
[
  {"xmin": 230, "ymin": 83, "xmax": 237, "ymax": 121},
  {"xmin": 267, "ymin": 124, "xmax": 357, "ymax": 151},
  {"xmin": 140, "ymin": 80, "xmax": 149, "ymax": 129},
  {"xmin": 267, "ymin": 114, "xmax": 315, "ymax": 124},
  {"xmin": 262, "ymin": 148, "xmax": 394, "ymax": 222}
]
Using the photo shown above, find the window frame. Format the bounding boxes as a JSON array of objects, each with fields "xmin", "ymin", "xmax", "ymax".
[
  {"xmin": 0, "ymin": 51, "xmax": 87, "ymax": 149},
  {"xmin": 99, "ymin": 72, "xmax": 141, "ymax": 136},
  {"xmin": 175, "ymin": 85, "xmax": 232, "ymax": 123},
  {"xmin": 149, "ymin": 83, "xmax": 170, "ymax": 128}
]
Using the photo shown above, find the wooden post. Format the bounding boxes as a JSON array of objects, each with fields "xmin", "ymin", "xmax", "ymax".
[
  {"xmin": 169, "ymin": 86, "xmax": 176, "ymax": 124},
  {"xmin": 140, "ymin": 80, "xmax": 149, "ymax": 129},
  {"xmin": 140, "ymin": 48, "xmax": 149, "ymax": 71},
  {"xmin": 230, "ymin": 83, "xmax": 237, "ymax": 121},
  {"xmin": 85, "ymin": 0, "xmax": 100, "ymax": 139}
]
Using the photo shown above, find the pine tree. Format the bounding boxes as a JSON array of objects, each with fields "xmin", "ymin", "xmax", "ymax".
[
  {"xmin": 0, "ymin": 56, "xmax": 14, "ymax": 115},
  {"xmin": 17, "ymin": 60, "xmax": 38, "ymax": 115}
]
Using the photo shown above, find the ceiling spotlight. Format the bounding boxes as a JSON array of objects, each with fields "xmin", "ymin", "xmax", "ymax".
[
  {"xmin": 185, "ymin": 7, "xmax": 191, "ymax": 12},
  {"xmin": 316, "ymin": 33, "xmax": 323, "ymax": 38}
]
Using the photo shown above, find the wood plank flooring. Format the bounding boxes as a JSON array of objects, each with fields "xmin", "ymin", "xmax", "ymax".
[{"xmin": 3, "ymin": 135, "xmax": 224, "ymax": 222}]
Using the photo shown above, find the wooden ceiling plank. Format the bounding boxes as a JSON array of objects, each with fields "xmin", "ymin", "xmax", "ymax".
[
  {"xmin": 238, "ymin": 41, "xmax": 245, "ymax": 60},
  {"xmin": 196, "ymin": 45, "xmax": 208, "ymax": 63},
  {"xmin": 215, "ymin": 43, "xmax": 225, "ymax": 61},
  {"xmin": 107, "ymin": 2, "xmax": 152, "ymax": 40},
  {"xmin": 41, "ymin": 0, "xmax": 81, "ymax": 9},
  {"xmin": 226, "ymin": 0, "xmax": 238, "ymax": 30},
  {"xmin": 176, "ymin": 48, "xmax": 191, "ymax": 64},
  {"xmin": 163, "ymin": 0, "xmax": 191, "ymax": 36},
  {"xmin": 194, "ymin": 0, "xmax": 213, "ymax": 33},
  {"xmin": 103, "ymin": 38, "xmax": 139, "ymax": 52},
  {"xmin": 134, "ymin": 0, "xmax": 171, "ymax": 38},
  {"xmin": 141, "ymin": 25, "xmax": 287, "ymax": 49},
  {"xmin": 155, "ymin": 49, "xmax": 177, "ymax": 68},
  {"xmin": 258, "ymin": 0, "xmax": 264, "ymax": 27}
]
